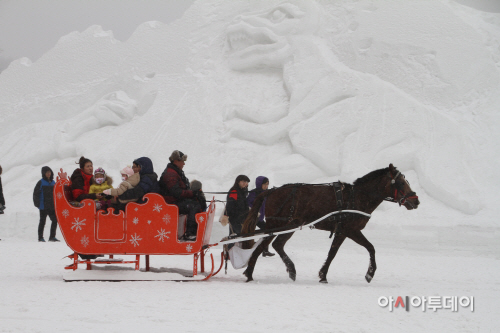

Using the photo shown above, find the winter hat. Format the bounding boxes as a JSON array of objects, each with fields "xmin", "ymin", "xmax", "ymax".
[
  {"xmin": 120, "ymin": 166, "xmax": 134, "ymax": 177},
  {"xmin": 94, "ymin": 167, "xmax": 106, "ymax": 178},
  {"xmin": 190, "ymin": 179, "xmax": 202, "ymax": 192},
  {"xmin": 169, "ymin": 150, "xmax": 187, "ymax": 162}
]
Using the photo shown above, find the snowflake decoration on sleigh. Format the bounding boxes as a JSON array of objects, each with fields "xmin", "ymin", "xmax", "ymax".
[
  {"xmin": 163, "ymin": 214, "xmax": 171, "ymax": 225},
  {"xmin": 62, "ymin": 209, "xmax": 70, "ymax": 218},
  {"xmin": 186, "ymin": 244, "xmax": 193, "ymax": 252},
  {"xmin": 129, "ymin": 233, "xmax": 142, "ymax": 247},
  {"xmin": 153, "ymin": 204, "xmax": 163, "ymax": 213},
  {"xmin": 81, "ymin": 235, "xmax": 89, "ymax": 247},
  {"xmin": 71, "ymin": 218, "xmax": 86, "ymax": 232},
  {"xmin": 154, "ymin": 229, "xmax": 171, "ymax": 242},
  {"xmin": 133, "ymin": 217, "xmax": 139, "ymax": 225}
]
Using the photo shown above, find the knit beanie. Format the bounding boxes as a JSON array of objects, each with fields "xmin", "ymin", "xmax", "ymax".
[{"xmin": 190, "ymin": 179, "xmax": 202, "ymax": 191}]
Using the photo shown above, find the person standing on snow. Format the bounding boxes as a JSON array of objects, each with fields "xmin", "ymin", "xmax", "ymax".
[
  {"xmin": 0, "ymin": 165, "xmax": 4, "ymax": 241},
  {"xmin": 226, "ymin": 175, "xmax": 251, "ymax": 236},
  {"xmin": 247, "ymin": 176, "xmax": 275, "ymax": 257},
  {"xmin": 0, "ymin": 165, "xmax": 5, "ymax": 216},
  {"xmin": 33, "ymin": 166, "xmax": 59, "ymax": 242},
  {"xmin": 159, "ymin": 150, "xmax": 202, "ymax": 241}
]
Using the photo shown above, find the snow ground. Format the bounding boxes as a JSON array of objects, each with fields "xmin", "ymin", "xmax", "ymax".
[{"xmin": 0, "ymin": 211, "xmax": 498, "ymax": 332}]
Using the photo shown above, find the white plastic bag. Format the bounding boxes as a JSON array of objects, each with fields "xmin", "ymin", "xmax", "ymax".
[{"xmin": 228, "ymin": 239, "xmax": 263, "ymax": 269}]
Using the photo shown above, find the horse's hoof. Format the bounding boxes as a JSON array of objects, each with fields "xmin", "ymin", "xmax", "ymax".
[
  {"xmin": 319, "ymin": 278, "xmax": 328, "ymax": 284},
  {"xmin": 289, "ymin": 271, "xmax": 296, "ymax": 281},
  {"xmin": 246, "ymin": 277, "xmax": 254, "ymax": 282},
  {"xmin": 365, "ymin": 273, "xmax": 373, "ymax": 283}
]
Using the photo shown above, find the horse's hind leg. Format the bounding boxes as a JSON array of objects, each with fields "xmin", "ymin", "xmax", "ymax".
[
  {"xmin": 243, "ymin": 236, "xmax": 275, "ymax": 282},
  {"xmin": 346, "ymin": 230, "xmax": 376, "ymax": 283},
  {"xmin": 318, "ymin": 232, "xmax": 346, "ymax": 283},
  {"xmin": 272, "ymin": 233, "xmax": 297, "ymax": 281}
]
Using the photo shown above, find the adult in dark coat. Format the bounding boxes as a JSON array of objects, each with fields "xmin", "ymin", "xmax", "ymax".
[
  {"xmin": 114, "ymin": 157, "xmax": 160, "ymax": 211},
  {"xmin": 0, "ymin": 165, "xmax": 5, "ymax": 215},
  {"xmin": 70, "ymin": 156, "xmax": 99, "ymax": 202},
  {"xmin": 0, "ymin": 165, "xmax": 3, "ymax": 241},
  {"xmin": 33, "ymin": 166, "xmax": 59, "ymax": 242},
  {"xmin": 247, "ymin": 176, "xmax": 274, "ymax": 257},
  {"xmin": 226, "ymin": 175, "xmax": 250, "ymax": 236},
  {"xmin": 159, "ymin": 150, "xmax": 202, "ymax": 241}
]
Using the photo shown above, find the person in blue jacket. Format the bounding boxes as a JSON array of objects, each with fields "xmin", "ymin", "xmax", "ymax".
[{"xmin": 33, "ymin": 166, "xmax": 59, "ymax": 242}]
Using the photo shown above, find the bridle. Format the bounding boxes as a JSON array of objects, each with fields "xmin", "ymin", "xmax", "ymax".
[{"xmin": 384, "ymin": 171, "xmax": 419, "ymax": 207}]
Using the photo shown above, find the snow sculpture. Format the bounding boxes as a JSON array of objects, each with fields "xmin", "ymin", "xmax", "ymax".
[{"xmin": 223, "ymin": 0, "xmax": 482, "ymax": 214}]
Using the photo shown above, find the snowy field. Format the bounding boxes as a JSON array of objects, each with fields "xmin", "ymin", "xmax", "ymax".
[
  {"xmin": 0, "ymin": 217, "xmax": 498, "ymax": 332},
  {"xmin": 1, "ymin": 0, "xmax": 499, "ymax": 331}
]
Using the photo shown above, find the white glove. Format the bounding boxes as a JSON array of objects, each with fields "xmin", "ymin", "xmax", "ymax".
[{"xmin": 103, "ymin": 189, "xmax": 111, "ymax": 195}]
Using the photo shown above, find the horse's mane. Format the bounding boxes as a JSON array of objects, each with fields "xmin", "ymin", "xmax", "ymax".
[{"xmin": 353, "ymin": 167, "xmax": 391, "ymax": 187}]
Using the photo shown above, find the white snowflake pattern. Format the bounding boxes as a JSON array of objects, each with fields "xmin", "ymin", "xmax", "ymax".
[
  {"xmin": 186, "ymin": 244, "xmax": 193, "ymax": 252},
  {"xmin": 71, "ymin": 218, "xmax": 86, "ymax": 232},
  {"xmin": 133, "ymin": 217, "xmax": 139, "ymax": 225},
  {"xmin": 154, "ymin": 229, "xmax": 171, "ymax": 242},
  {"xmin": 57, "ymin": 192, "xmax": 63, "ymax": 199},
  {"xmin": 134, "ymin": 207, "xmax": 138, "ymax": 212},
  {"xmin": 147, "ymin": 220, "xmax": 152, "ymax": 225},
  {"xmin": 62, "ymin": 209, "xmax": 70, "ymax": 218},
  {"xmin": 198, "ymin": 216, "xmax": 205, "ymax": 223},
  {"xmin": 163, "ymin": 214, "xmax": 171, "ymax": 225},
  {"xmin": 153, "ymin": 204, "xmax": 163, "ymax": 213},
  {"xmin": 81, "ymin": 235, "xmax": 89, "ymax": 247},
  {"xmin": 129, "ymin": 233, "xmax": 142, "ymax": 247}
]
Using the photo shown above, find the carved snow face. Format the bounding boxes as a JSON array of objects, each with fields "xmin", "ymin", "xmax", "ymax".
[{"xmin": 226, "ymin": 0, "xmax": 320, "ymax": 70}]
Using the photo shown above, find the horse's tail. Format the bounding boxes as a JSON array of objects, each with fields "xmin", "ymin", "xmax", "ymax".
[{"xmin": 241, "ymin": 189, "xmax": 273, "ymax": 249}]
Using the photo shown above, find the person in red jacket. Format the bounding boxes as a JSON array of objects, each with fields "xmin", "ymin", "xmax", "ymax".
[
  {"xmin": 70, "ymin": 156, "xmax": 102, "ymax": 203},
  {"xmin": 159, "ymin": 150, "xmax": 203, "ymax": 241}
]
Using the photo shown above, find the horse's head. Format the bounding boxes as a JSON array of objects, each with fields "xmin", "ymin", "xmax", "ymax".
[{"xmin": 386, "ymin": 164, "xmax": 420, "ymax": 210}]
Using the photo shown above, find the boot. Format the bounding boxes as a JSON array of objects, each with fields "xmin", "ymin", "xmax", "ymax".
[{"xmin": 262, "ymin": 250, "xmax": 275, "ymax": 257}]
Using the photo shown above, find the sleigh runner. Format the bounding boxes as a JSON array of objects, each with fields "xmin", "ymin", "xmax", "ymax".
[{"xmin": 54, "ymin": 179, "xmax": 222, "ymax": 281}]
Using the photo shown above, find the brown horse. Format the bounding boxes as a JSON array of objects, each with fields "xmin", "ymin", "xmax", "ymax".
[{"xmin": 241, "ymin": 163, "xmax": 419, "ymax": 283}]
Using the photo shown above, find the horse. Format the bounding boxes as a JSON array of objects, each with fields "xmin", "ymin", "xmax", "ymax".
[{"xmin": 241, "ymin": 163, "xmax": 420, "ymax": 283}]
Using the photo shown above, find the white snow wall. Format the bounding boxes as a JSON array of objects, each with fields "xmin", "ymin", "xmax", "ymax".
[{"xmin": 0, "ymin": 0, "xmax": 499, "ymax": 221}]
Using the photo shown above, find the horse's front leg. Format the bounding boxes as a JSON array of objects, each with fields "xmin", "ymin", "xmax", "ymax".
[
  {"xmin": 272, "ymin": 233, "xmax": 297, "ymax": 281},
  {"xmin": 345, "ymin": 229, "xmax": 376, "ymax": 283},
  {"xmin": 318, "ymin": 232, "xmax": 346, "ymax": 283},
  {"xmin": 243, "ymin": 236, "xmax": 275, "ymax": 282}
]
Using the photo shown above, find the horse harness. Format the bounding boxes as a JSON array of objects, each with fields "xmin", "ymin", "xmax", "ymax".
[
  {"xmin": 266, "ymin": 182, "xmax": 359, "ymax": 238},
  {"xmin": 383, "ymin": 171, "xmax": 419, "ymax": 207}
]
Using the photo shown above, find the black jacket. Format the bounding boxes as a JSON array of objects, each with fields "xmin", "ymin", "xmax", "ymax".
[
  {"xmin": 226, "ymin": 187, "xmax": 249, "ymax": 234},
  {"xmin": 0, "ymin": 176, "xmax": 5, "ymax": 206},
  {"xmin": 119, "ymin": 157, "xmax": 160, "ymax": 203}
]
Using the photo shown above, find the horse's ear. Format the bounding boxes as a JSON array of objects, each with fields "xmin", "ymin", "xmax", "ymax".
[{"xmin": 389, "ymin": 163, "xmax": 395, "ymax": 173}]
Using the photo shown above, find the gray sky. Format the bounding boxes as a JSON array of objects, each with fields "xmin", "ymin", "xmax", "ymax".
[
  {"xmin": 0, "ymin": 0, "xmax": 194, "ymax": 71},
  {"xmin": 0, "ymin": 0, "xmax": 499, "ymax": 73}
]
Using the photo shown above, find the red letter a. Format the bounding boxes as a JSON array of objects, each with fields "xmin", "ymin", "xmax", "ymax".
[{"xmin": 394, "ymin": 296, "xmax": 405, "ymax": 308}]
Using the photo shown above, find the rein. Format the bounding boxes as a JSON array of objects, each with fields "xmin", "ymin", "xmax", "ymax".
[{"xmin": 209, "ymin": 209, "xmax": 372, "ymax": 247}]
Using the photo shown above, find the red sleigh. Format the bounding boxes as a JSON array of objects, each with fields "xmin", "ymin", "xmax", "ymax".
[{"xmin": 54, "ymin": 178, "xmax": 222, "ymax": 281}]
